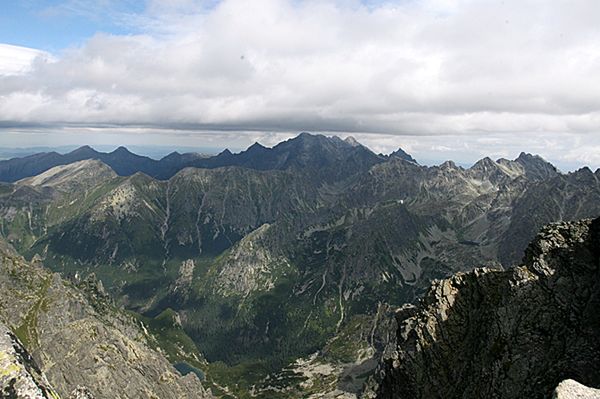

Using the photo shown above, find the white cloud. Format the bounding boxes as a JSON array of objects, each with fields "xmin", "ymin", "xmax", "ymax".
[
  {"xmin": 0, "ymin": 44, "xmax": 52, "ymax": 76},
  {"xmin": 0, "ymin": 0, "xmax": 600, "ymax": 168}
]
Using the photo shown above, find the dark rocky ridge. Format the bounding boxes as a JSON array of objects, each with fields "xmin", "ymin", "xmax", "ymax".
[
  {"xmin": 365, "ymin": 217, "xmax": 600, "ymax": 398},
  {"xmin": 387, "ymin": 148, "xmax": 418, "ymax": 164},
  {"xmin": 0, "ymin": 133, "xmax": 386, "ymax": 182}
]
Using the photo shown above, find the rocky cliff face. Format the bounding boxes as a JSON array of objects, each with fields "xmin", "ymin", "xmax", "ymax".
[
  {"xmin": 0, "ymin": 322, "xmax": 59, "ymax": 399},
  {"xmin": 365, "ymin": 217, "xmax": 600, "ymax": 398},
  {"xmin": 0, "ymin": 239, "xmax": 212, "ymax": 399}
]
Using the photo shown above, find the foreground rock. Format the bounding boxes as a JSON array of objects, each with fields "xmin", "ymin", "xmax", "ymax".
[
  {"xmin": 365, "ymin": 217, "xmax": 600, "ymax": 398},
  {"xmin": 0, "ymin": 323, "xmax": 58, "ymax": 398},
  {"xmin": 553, "ymin": 380, "xmax": 600, "ymax": 399},
  {"xmin": 0, "ymin": 239, "xmax": 212, "ymax": 398}
]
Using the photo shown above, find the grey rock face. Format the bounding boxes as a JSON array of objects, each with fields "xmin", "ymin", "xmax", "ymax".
[
  {"xmin": 0, "ymin": 323, "xmax": 58, "ymax": 399},
  {"xmin": 553, "ymin": 380, "xmax": 600, "ymax": 399},
  {"xmin": 69, "ymin": 386, "xmax": 96, "ymax": 399},
  {"xmin": 0, "ymin": 240, "xmax": 212, "ymax": 399},
  {"xmin": 366, "ymin": 217, "xmax": 600, "ymax": 399}
]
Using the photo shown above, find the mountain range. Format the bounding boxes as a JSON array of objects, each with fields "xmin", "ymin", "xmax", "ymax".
[
  {"xmin": 0, "ymin": 132, "xmax": 599, "ymax": 398},
  {"xmin": 0, "ymin": 133, "xmax": 385, "ymax": 182}
]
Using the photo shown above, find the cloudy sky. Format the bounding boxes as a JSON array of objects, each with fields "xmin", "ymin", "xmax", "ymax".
[{"xmin": 1, "ymin": 0, "xmax": 599, "ymax": 170}]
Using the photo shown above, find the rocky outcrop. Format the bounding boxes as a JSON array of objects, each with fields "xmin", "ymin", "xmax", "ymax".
[
  {"xmin": 388, "ymin": 148, "xmax": 417, "ymax": 164},
  {"xmin": 0, "ymin": 240, "xmax": 212, "ymax": 399},
  {"xmin": 553, "ymin": 380, "xmax": 600, "ymax": 399},
  {"xmin": 0, "ymin": 323, "xmax": 58, "ymax": 398},
  {"xmin": 365, "ymin": 217, "xmax": 600, "ymax": 398},
  {"xmin": 214, "ymin": 223, "xmax": 293, "ymax": 298}
]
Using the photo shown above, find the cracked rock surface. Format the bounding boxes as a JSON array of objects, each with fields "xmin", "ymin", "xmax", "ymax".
[
  {"xmin": 365, "ymin": 217, "xmax": 600, "ymax": 399},
  {"xmin": 0, "ymin": 323, "xmax": 58, "ymax": 399}
]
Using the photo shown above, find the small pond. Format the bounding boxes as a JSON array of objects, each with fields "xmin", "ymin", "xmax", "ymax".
[{"xmin": 174, "ymin": 362, "xmax": 206, "ymax": 381}]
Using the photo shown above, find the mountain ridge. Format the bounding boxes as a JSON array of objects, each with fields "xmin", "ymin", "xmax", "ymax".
[
  {"xmin": 1, "ymin": 134, "xmax": 599, "ymax": 397},
  {"xmin": 0, "ymin": 238, "xmax": 213, "ymax": 398},
  {"xmin": 0, "ymin": 133, "xmax": 385, "ymax": 182},
  {"xmin": 0, "ymin": 133, "xmax": 574, "ymax": 184}
]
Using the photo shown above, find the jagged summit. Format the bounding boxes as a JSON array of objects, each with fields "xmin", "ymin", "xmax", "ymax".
[
  {"xmin": 344, "ymin": 136, "xmax": 361, "ymax": 147},
  {"xmin": 246, "ymin": 142, "xmax": 268, "ymax": 152},
  {"xmin": 465, "ymin": 153, "xmax": 559, "ymax": 183},
  {"xmin": 470, "ymin": 156, "xmax": 497, "ymax": 170},
  {"xmin": 389, "ymin": 147, "xmax": 417, "ymax": 163},
  {"xmin": 278, "ymin": 132, "xmax": 336, "ymax": 148},
  {"xmin": 516, "ymin": 151, "xmax": 543, "ymax": 162},
  {"xmin": 515, "ymin": 151, "xmax": 559, "ymax": 180},
  {"xmin": 297, "ymin": 131, "xmax": 320, "ymax": 139},
  {"xmin": 439, "ymin": 160, "xmax": 459, "ymax": 169}
]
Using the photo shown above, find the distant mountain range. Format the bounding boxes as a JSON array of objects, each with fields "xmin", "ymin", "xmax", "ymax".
[
  {"xmin": 0, "ymin": 133, "xmax": 392, "ymax": 182},
  {"xmin": 0, "ymin": 132, "xmax": 599, "ymax": 398}
]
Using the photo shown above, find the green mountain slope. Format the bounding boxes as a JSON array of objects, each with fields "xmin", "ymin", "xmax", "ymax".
[{"xmin": 1, "ymin": 134, "xmax": 599, "ymax": 396}]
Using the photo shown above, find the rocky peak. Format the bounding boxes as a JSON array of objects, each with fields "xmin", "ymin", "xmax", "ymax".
[
  {"xmin": 287, "ymin": 132, "xmax": 331, "ymax": 149},
  {"xmin": 389, "ymin": 148, "xmax": 417, "ymax": 164},
  {"xmin": 344, "ymin": 136, "xmax": 361, "ymax": 147},
  {"xmin": 468, "ymin": 156, "xmax": 517, "ymax": 185},
  {"xmin": 111, "ymin": 146, "xmax": 132, "ymax": 155},
  {"xmin": 217, "ymin": 148, "xmax": 233, "ymax": 157},
  {"xmin": 16, "ymin": 159, "xmax": 117, "ymax": 193},
  {"xmin": 571, "ymin": 166, "xmax": 598, "ymax": 182},
  {"xmin": 282, "ymin": 132, "xmax": 355, "ymax": 151},
  {"xmin": 69, "ymin": 145, "xmax": 99, "ymax": 157},
  {"xmin": 471, "ymin": 156, "xmax": 498, "ymax": 171},
  {"xmin": 246, "ymin": 142, "xmax": 268, "ymax": 152},
  {"xmin": 515, "ymin": 152, "xmax": 559, "ymax": 180},
  {"xmin": 439, "ymin": 160, "xmax": 459, "ymax": 170},
  {"xmin": 162, "ymin": 151, "xmax": 182, "ymax": 161}
]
